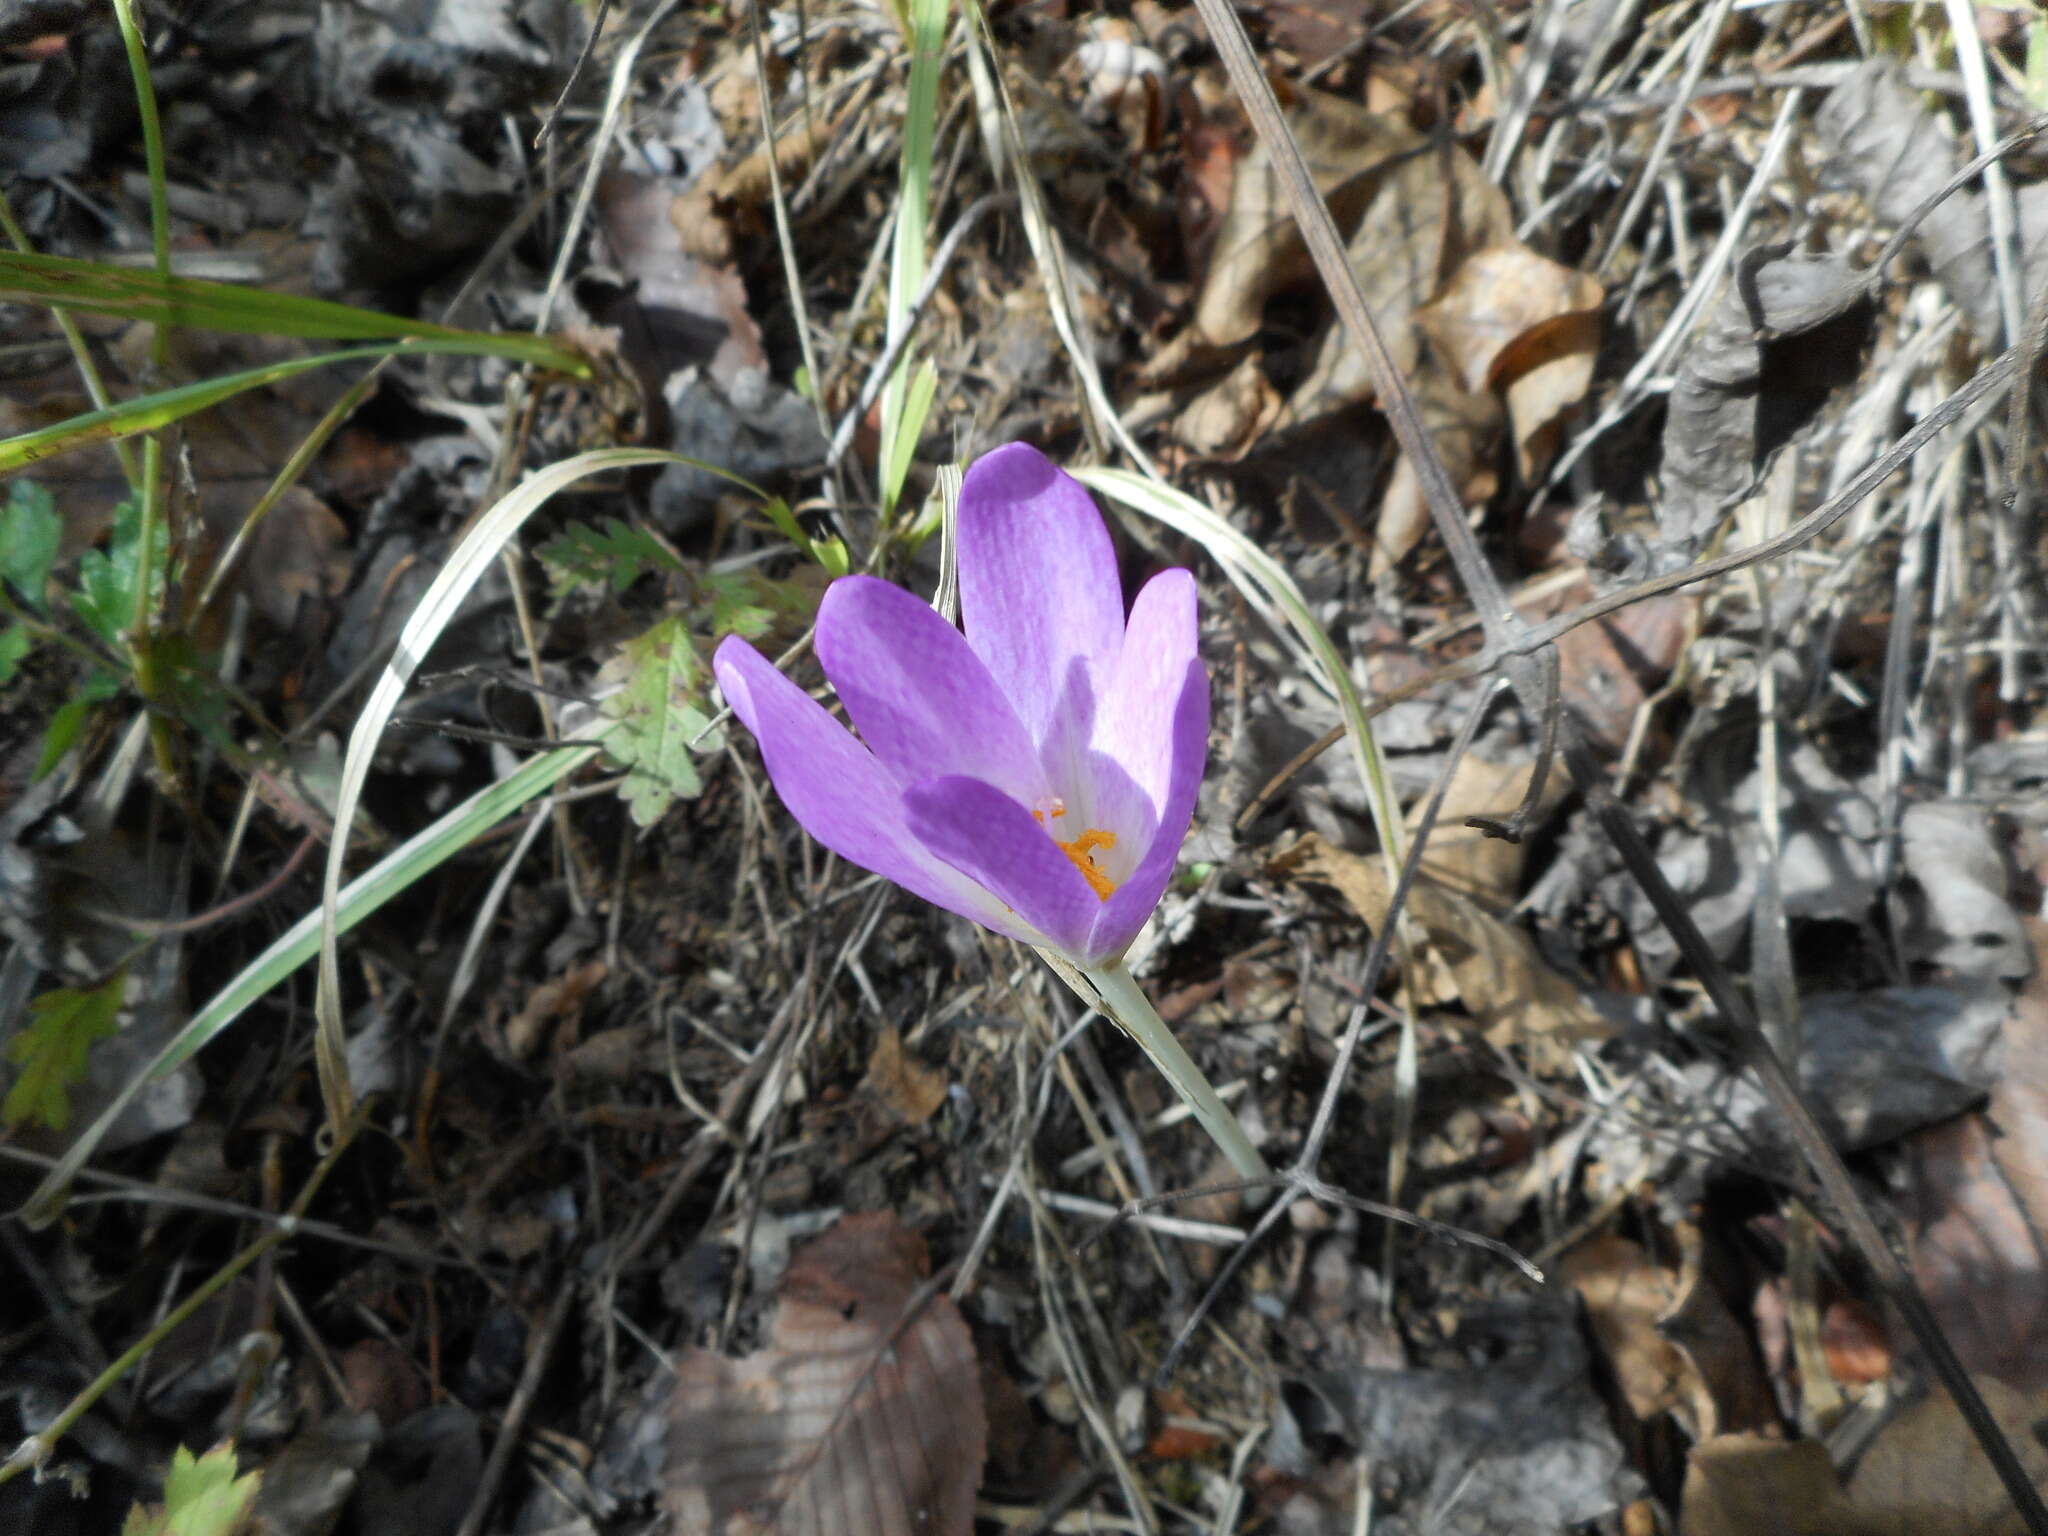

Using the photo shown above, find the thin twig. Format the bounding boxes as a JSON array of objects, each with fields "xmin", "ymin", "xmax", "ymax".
[{"xmin": 453, "ymin": 1277, "xmax": 578, "ymax": 1536}]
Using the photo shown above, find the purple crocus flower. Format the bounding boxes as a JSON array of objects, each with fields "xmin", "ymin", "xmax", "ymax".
[{"xmin": 712, "ymin": 443, "xmax": 1208, "ymax": 967}]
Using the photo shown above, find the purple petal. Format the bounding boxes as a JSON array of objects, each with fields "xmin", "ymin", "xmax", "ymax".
[
  {"xmin": 903, "ymin": 775, "xmax": 1101, "ymax": 957},
  {"xmin": 1086, "ymin": 658, "xmax": 1208, "ymax": 961},
  {"xmin": 958, "ymin": 444, "xmax": 1125, "ymax": 743},
  {"xmin": 1094, "ymin": 568, "xmax": 1200, "ymax": 810},
  {"xmin": 712, "ymin": 636, "xmax": 1016, "ymax": 934},
  {"xmin": 816, "ymin": 575, "xmax": 1047, "ymax": 807}
]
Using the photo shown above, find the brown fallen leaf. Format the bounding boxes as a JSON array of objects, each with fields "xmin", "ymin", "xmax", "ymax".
[
  {"xmin": 1275, "ymin": 834, "xmax": 1612, "ymax": 1043},
  {"xmin": 1415, "ymin": 243, "xmax": 1604, "ymax": 481},
  {"xmin": 1680, "ymin": 1435, "xmax": 1864, "ymax": 1536},
  {"xmin": 1905, "ymin": 917, "xmax": 2048, "ymax": 1389},
  {"xmin": 1172, "ymin": 353, "xmax": 1282, "ymax": 459},
  {"xmin": 596, "ymin": 167, "xmax": 765, "ymax": 388},
  {"xmin": 1366, "ymin": 369, "xmax": 1501, "ymax": 576},
  {"xmin": 665, "ymin": 1212, "xmax": 985, "ymax": 1536},
  {"xmin": 1187, "ymin": 85, "xmax": 1436, "ymax": 350},
  {"xmin": 1403, "ymin": 753, "xmax": 1559, "ymax": 909},
  {"xmin": 864, "ymin": 1026, "xmax": 948, "ymax": 1127},
  {"xmin": 1562, "ymin": 1227, "xmax": 1777, "ymax": 1442},
  {"xmin": 1532, "ymin": 577, "xmax": 1693, "ymax": 753},
  {"xmin": 1274, "ymin": 104, "xmax": 1518, "ymax": 427},
  {"xmin": 1846, "ymin": 1377, "xmax": 2048, "ymax": 1535}
]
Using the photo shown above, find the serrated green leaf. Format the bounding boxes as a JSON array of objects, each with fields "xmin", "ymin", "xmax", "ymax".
[
  {"xmin": 154, "ymin": 633, "xmax": 234, "ymax": 748},
  {"xmin": 1, "ymin": 479, "xmax": 62, "ymax": 611},
  {"xmin": 0, "ymin": 624, "xmax": 31, "ymax": 685},
  {"xmin": 699, "ymin": 570, "xmax": 774, "ymax": 642},
  {"xmin": 72, "ymin": 498, "xmax": 159, "ymax": 642},
  {"xmin": 4, "ymin": 970, "xmax": 125, "ymax": 1132},
  {"xmin": 121, "ymin": 1443, "xmax": 262, "ymax": 1536},
  {"xmin": 536, "ymin": 517, "xmax": 682, "ymax": 595},
  {"xmin": 35, "ymin": 669, "xmax": 121, "ymax": 780},
  {"xmin": 594, "ymin": 615, "xmax": 722, "ymax": 826}
]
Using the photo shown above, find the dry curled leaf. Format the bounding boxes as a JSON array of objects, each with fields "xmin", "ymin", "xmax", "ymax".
[
  {"xmin": 1415, "ymin": 243, "xmax": 1604, "ymax": 480},
  {"xmin": 1846, "ymin": 1376, "xmax": 2048, "ymax": 1535},
  {"xmin": 1275, "ymin": 100, "xmax": 1517, "ymax": 427},
  {"xmin": 864, "ymin": 1026, "xmax": 948, "ymax": 1127},
  {"xmin": 1403, "ymin": 754, "xmax": 1557, "ymax": 909},
  {"xmin": 1656, "ymin": 244, "xmax": 1871, "ymax": 566},
  {"xmin": 1276, "ymin": 833, "xmax": 1611, "ymax": 1043},
  {"xmin": 1561, "ymin": 1227, "xmax": 1775, "ymax": 1443},
  {"xmin": 664, "ymin": 1212, "xmax": 986, "ymax": 1536},
  {"xmin": 1680, "ymin": 1435, "xmax": 1859, "ymax": 1536},
  {"xmin": 1187, "ymin": 84, "xmax": 1422, "ymax": 349},
  {"xmin": 1816, "ymin": 58, "xmax": 2048, "ymax": 350}
]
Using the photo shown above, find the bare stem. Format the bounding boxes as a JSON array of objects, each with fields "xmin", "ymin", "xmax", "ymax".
[{"xmin": 1041, "ymin": 950, "xmax": 1271, "ymax": 1183}]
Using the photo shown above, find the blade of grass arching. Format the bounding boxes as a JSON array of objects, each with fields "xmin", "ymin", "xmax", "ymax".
[
  {"xmin": 877, "ymin": 0, "xmax": 949, "ymax": 517},
  {"xmin": 0, "ymin": 341, "xmax": 574, "ymax": 475},
  {"xmin": 313, "ymin": 448, "xmax": 738, "ymax": 1133},
  {"xmin": 1074, "ymin": 468, "xmax": 1406, "ymax": 864},
  {"xmin": 0, "ymin": 253, "xmax": 586, "ymax": 373},
  {"xmin": 14, "ymin": 742, "xmax": 597, "ymax": 1227}
]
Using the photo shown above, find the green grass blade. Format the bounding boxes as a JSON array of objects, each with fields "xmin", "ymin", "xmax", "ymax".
[
  {"xmin": 314, "ymin": 447, "xmax": 710, "ymax": 1130},
  {"xmin": 878, "ymin": 0, "xmax": 950, "ymax": 515},
  {"xmin": 0, "ymin": 253, "xmax": 585, "ymax": 372},
  {"xmin": 0, "ymin": 341, "xmax": 577, "ymax": 475},
  {"xmin": 13, "ymin": 743, "xmax": 597, "ymax": 1227}
]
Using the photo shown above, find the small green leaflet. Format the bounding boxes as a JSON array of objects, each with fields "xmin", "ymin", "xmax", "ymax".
[
  {"xmin": 121, "ymin": 1444, "xmax": 262, "ymax": 1536},
  {"xmin": 701, "ymin": 570, "xmax": 779, "ymax": 641},
  {"xmin": 35, "ymin": 668, "xmax": 120, "ymax": 781},
  {"xmin": 595, "ymin": 615, "xmax": 723, "ymax": 826},
  {"xmin": 1, "ymin": 479, "xmax": 61, "ymax": 610},
  {"xmin": 758, "ymin": 497, "xmax": 848, "ymax": 576},
  {"xmin": 0, "ymin": 624, "xmax": 30, "ymax": 686},
  {"xmin": 73, "ymin": 497, "xmax": 162, "ymax": 642},
  {"xmin": 4, "ymin": 969, "xmax": 125, "ymax": 1132},
  {"xmin": 537, "ymin": 517, "xmax": 683, "ymax": 595}
]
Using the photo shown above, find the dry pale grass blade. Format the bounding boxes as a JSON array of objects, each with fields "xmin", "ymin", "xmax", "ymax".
[{"xmin": 663, "ymin": 1212, "xmax": 985, "ymax": 1536}]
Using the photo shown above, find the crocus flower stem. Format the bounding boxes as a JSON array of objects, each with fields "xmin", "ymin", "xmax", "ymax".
[{"xmin": 1040, "ymin": 949, "xmax": 1272, "ymax": 1183}]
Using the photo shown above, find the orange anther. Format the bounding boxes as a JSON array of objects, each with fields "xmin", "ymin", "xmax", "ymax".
[{"xmin": 1055, "ymin": 828, "xmax": 1118, "ymax": 901}]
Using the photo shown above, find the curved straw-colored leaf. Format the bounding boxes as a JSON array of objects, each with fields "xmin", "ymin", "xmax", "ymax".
[
  {"xmin": 15, "ymin": 744, "xmax": 595, "ymax": 1226},
  {"xmin": 314, "ymin": 448, "xmax": 754, "ymax": 1130},
  {"xmin": 1073, "ymin": 466, "xmax": 1406, "ymax": 861},
  {"xmin": 0, "ymin": 252, "xmax": 585, "ymax": 373},
  {"xmin": 0, "ymin": 342, "xmax": 561, "ymax": 475}
]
